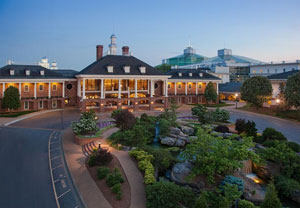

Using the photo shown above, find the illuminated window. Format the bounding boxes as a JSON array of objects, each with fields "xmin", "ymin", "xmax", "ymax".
[
  {"xmin": 198, "ymin": 83, "xmax": 202, "ymax": 89},
  {"xmin": 188, "ymin": 83, "xmax": 192, "ymax": 89},
  {"xmin": 39, "ymin": 84, "xmax": 44, "ymax": 91},
  {"xmin": 24, "ymin": 101, "xmax": 29, "ymax": 110},
  {"xmin": 168, "ymin": 83, "xmax": 170, "ymax": 89},
  {"xmin": 52, "ymin": 84, "xmax": 57, "ymax": 91},
  {"xmin": 178, "ymin": 83, "xmax": 182, "ymax": 89},
  {"xmin": 253, "ymin": 70, "xmax": 256, "ymax": 74},
  {"xmin": 259, "ymin": 69, "xmax": 263, "ymax": 74},
  {"xmin": 24, "ymin": 84, "xmax": 29, "ymax": 92}
]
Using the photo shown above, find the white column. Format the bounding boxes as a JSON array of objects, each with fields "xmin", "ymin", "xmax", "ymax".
[
  {"xmin": 150, "ymin": 80, "xmax": 154, "ymax": 97},
  {"xmin": 19, "ymin": 82, "xmax": 22, "ymax": 99},
  {"xmin": 165, "ymin": 80, "xmax": 168, "ymax": 97},
  {"xmin": 216, "ymin": 83, "xmax": 219, "ymax": 94},
  {"xmin": 147, "ymin": 80, "xmax": 150, "ymax": 94},
  {"xmin": 101, "ymin": 79, "xmax": 104, "ymax": 99},
  {"xmin": 62, "ymin": 82, "xmax": 65, "ymax": 98},
  {"xmin": 162, "ymin": 80, "xmax": 165, "ymax": 96},
  {"xmin": 185, "ymin": 81, "xmax": 188, "ymax": 95},
  {"xmin": 134, "ymin": 79, "xmax": 137, "ymax": 98},
  {"xmin": 48, "ymin": 82, "xmax": 51, "ymax": 98},
  {"xmin": 82, "ymin": 79, "xmax": 86, "ymax": 99},
  {"xmin": 118, "ymin": 79, "xmax": 121, "ymax": 98},
  {"xmin": 2, "ymin": 83, "xmax": 5, "ymax": 96},
  {"xmin": 77, "ymin": 79, "xmax": 81, "ymax": 97},
  {"xmin": 34, "ymin": 83, "xmax": 37, "ymax": 99},
  {"xmin": 196, "ymin": 82, "xmax": 198, "ymax": 95},
  {"xmin": 174, "ymin": 82, "xmax": 177, "ymax": 95}
]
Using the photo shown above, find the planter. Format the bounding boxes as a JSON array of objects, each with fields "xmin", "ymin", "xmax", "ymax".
[{"xmin": 74, "ymin": 134, "xmax": 101, "ymax": 145}]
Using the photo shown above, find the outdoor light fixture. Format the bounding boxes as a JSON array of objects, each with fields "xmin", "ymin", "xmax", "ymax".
[
  {"xmin": 101, "ymin": 103, "xmax": 104, "ymax": 106},
  {"xmin": 276, "ymin": 99, "xmax": 280, "ymax": 103},
  {"xmin": 151, "ymin": 101, "xmax": 154, "ymax": 104},
  {"xmin": 97, "ymin": 141, "xmax": 101, "ymax": 149},
  {"xmin": 235, "ymin": 93, "xmax": 238, "ymax": 109}
]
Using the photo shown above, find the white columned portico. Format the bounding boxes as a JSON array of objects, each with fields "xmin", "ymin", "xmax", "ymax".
[
  {"xmin": 101, "ymin": 78, "xmax": 104, "ymax": 99},
  {"xmin": 185, "ymin": 81, "xmax": 188, "ymax": 95},
  {"xmin": 174, "ymin": 82, "xmax": 177, "ymax": 95},
  {"xmin": 196, "ymin": 82, "xmax": 198, "ymax": 95},
  {"xmin": 82, "ymin": 79, "xmax": 86, "ymax": 99},
  {"xmin": 164, "ymin": 80, "xmax": 168, "ymax": 97},
  {"xmin": 48, "ymin": 82, "xmax": 51, "ymax": 98},
  {"xmin": 134, "ymin": 79, "xmax": 138, "ymax": 98},
  {"xmin": 118, "ymin": 79, "xmax": 121, "ymax": 98},
  {"xmin": 2, "ymin": 83, "xmax": 5, "ymax": 96},
  {"xmin": 34, "ymin": 83, "xmax": 37, "ymax": 99},
  {"xmin": 77, "ymin": 79, "xmax": 81, "ymax": 97},
  {"xmin": 150, "ymin": 80, "xmax": 154, "ymax": 97},
  {"xmin": 62, "ymin": 82, "xmax": 65, "ymax": 98},
  {"xmin": 19, "ymin": 82, "xmax": 21, "ymax": 99}
]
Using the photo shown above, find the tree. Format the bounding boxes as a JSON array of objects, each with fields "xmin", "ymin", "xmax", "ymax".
[
  {"xmin": 123, "ymin": 124, "xmax": 149, "ymax": 148},
  {"xmin": 155, "ymin": 64, "xmax": 171, "ymax": 73},
  {"xmin": 194, "ymin": 192, "xmax": 209, "ymax": 208},
  {"xmin": 1, "ymin": 86, "xmax": 21, "ymax": 112},
  {"xmin": 182, "ymin": 127, "xmax": 260, "ymax": 183},
  {"xmin": 260, "ymin": 181, "xmax": 281, "ymax": 208},
  {"xmin": 204, "ymin": 82, "xmax": 218, "ymax": 103},
  {"xmin": 111, "ymin": 109, "xmax": 136, "ymax": 131},
  {"xmin": 284, "ymin": 72, "xmax": 300, "ymax": 110},
  {"xmin": 241, "ymin": 76, "xmax": 272, "ymax": 108},
  {"xmin": 191, "ymin": 104, "xmax": 212, "ymax": 124}
]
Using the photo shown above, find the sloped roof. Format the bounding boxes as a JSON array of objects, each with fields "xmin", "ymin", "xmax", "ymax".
[
  {"xmin": 78, "ymin": 55, "xmax": 167, "ymax": 76},
  {"xmin": 219, "ymin": 82, "xmax": 242, "ymax": 93},
  {"xmin": 167, "ymin": 68, "xmax": 221, "ymax": 80},
  {"xmin": 0, "ymin": 65, "xmax": 67, "ymax": 79},
  {"xmin": 267, "ymin": 70, "xmax": 299, "ymax": 80},
  {"xmin": 55, "ymin": 69, "xmax": 78, "ymax": 78}
]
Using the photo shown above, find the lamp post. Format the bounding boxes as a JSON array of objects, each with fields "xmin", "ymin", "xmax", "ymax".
[{"xmin": 235, "ymin": 93, "xmax": 238, "ymax": 109}]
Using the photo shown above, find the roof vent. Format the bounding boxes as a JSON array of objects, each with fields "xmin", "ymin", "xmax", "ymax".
[
  {"xmin": 40, "ymin": 70, "xmax": 45, "ymax": 76},
  {"xmin": 199, "ymin": 73, "xmax": 203, "ymax": 77},
  {"xmin": 139, "ymin": 66, "xmax": 146, "ymax": 73},
  {"xmin": 178, "ymin": 72, "xmax": 182, "ymax": 77},
  {"xmin": 25, "ymin": 69, "xmax": 30, "ymax": 76},
  {"xmin": 10, "ymin": 69, "xmax": 14, "ymax": 76},
  {"xmin": 107, "ymin": 66, "xmax": 114, "ymax": 73},
  {"xmin": 189, "ymin": 72, "xmax": 193, "ymax": 77},
  {"xmin": 123, "ymin": 66, "xmax": 130, "ymax": 73}
]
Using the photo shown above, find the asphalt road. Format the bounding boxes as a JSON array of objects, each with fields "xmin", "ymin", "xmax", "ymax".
[
  {"xmin": 229, "ymin": 110, "xmax": 300, "ymax": 144},
  {"xmin": 0, "ymin": 108, "xmax": 81, "ymax": 208}
]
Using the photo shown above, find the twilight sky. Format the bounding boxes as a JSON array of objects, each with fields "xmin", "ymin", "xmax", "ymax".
[{"xmin": 0, "ymin": 0, "xmax": 299, "ymax": 71}]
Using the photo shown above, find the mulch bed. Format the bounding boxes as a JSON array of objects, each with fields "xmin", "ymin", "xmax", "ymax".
[{"xmin": 86, "ymin": 154, "xmax": 131, "ymax": 208}]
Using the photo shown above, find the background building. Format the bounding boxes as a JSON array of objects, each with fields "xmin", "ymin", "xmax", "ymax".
[
  {"xmin": 250, "ymin": 60, "xmax": 300, "ymax": 77},
  {"xmin": 162, "ymin": 46, "xmax": 207, "ymax": 67}
]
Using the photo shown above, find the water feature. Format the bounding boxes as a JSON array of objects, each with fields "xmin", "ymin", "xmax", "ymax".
[{"xmin": 154, "ymin": 121, "xmax": 160, "ymax": 143}]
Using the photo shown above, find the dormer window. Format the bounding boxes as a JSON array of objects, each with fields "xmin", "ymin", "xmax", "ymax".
[
  {"xmin": 10, "ymin": 69, "xmax": 14, "ymax": 76},
  {"xmin": 178, "ymin": 72, "xmax": 182, "ymax": 77},
  {"xmin": 107, "ymin": 66, "xmax": 114, "ymax": 73},
  {"xmin": 25, "ymin": 70, "xmax": 30, "ymax": 76},
  {"xmin": 189, "ymin": 72, "xmax": 193, "ymax": 77},
  {"xmin": 123, "ymin": 66, "xmax": 130, "ymax": 73},
  {"xmin": 199, "ymin": 73, "xmax": 203, "ymax": 77},
  {"xmin": 40, "ymin": 70, "xmax": 45, "ymax": 76},
  {"xmin": 139, "ymin": 66, "xmax": 146, "ymax": 73}
]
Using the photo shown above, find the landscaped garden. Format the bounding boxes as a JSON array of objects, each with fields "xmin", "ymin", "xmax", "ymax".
[{"xmin": 106, "ymin": 103, "xmax": 300, "ymax": 208}]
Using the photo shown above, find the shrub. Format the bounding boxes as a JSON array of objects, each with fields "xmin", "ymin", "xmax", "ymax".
[
  {"xmin": 194, "ymin": 193, "xmax": 208, "ymax": 208},
  {"xmin": 260, "ymin": 181, "xmax": 281, "ymax": 208},
  {"xmin": 287, "ymin": 141, "xmax": 300, "ymax": 153},
  {"xmin": 146, "ymin": 182, "xmax": 195, "ymax": 208},
  {"xmin": 88, "ymin": 154, "xmax": 97, "ymax": 167},
  {"xmin": 235, "ymin": 119, "xmax": 246, "ymax": 133},
  {"xmin": 1, "ymin": 86, "xmax": 21, "ymax": 111},
  {"xmin": 71, "ymin": 110, "xmax": 99, "ymax": 135},
  {"xmin": 106, "ymin": 168, "xmax": 124, "ymax": 187},
  {"xmin": 238, "ymin": 199, "xmax": 255, "ymax": 208},
  {"xmin": 274, "ymin": 175, "xmax": 300, "ymax": 199},
  {"xmin": 97, "ymin": 167, "xmax": 110, "ymax": 180},
  {"xmin": 262, "ymin": 140, "xmax": 277, "ymax": 148},
  {"xmin": 245, "ymin": 120, "xmax": 257, "ymax": 138},
  {"xmin": 93, "ymin": 148, "xmax": 113, "ymax": 166},
  {"xmin": 212, "ymin": 108, "xmax": 230, "ymax": 122},
  {"xmin": 262, "ymin": 128, "xmax": 287, "ymax": 141},
  {"xmin": 192, "ymin": 104, "xmax": 213, "ymax": 124},
  {"xmin": 220, "ymin": 175, "xmax": 244, "ymax": 192},
  {"xmin": 111, "ymin": 109, "xmax": 136, "ymax": 131},
  {"xmin": 214, "ymin": 125, "xmax": 230, "ymax": 133},
  {"xmin": 158, "ymin": 118, "xmax": 171, "ymax": 138},
  {"xmin": 111, "ymin": 183, "xmax": 121, "ymax": 194}
]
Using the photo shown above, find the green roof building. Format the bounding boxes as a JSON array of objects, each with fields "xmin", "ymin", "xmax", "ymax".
[{"xmin": 162, "ymin": 46, "xmax": 207, "ymax": 66}]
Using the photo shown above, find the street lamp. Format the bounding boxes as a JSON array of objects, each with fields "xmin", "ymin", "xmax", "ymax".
[{"xmin": 235, "ymin": 93, "xmax": 238, "ymax": 109}]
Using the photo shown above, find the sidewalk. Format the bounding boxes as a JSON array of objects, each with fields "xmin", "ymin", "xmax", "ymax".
[{"xmin": 62, "ymin": 128, "xmax": 112, "ymax": 208}]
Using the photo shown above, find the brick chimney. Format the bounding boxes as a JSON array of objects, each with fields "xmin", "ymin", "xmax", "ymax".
[
  {"xmin": 122, "ymin": 46, "xmax": 129, "ymax": 56},
  {"xmin": 96, "ymin": 45, "xmax": 103, "ymax": 60}
]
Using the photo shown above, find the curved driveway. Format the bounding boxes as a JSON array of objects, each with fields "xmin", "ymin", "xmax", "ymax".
[{"xmin": 0, "ymin": 108, "xmax": 81, "ymax": 208}]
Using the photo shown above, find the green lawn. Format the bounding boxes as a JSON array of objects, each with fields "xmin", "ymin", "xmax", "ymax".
[
  {"xmin": 76, "ymin": 125, "xmax": 116, "ymax": 139},
  {"xmin": 188, "ymin": 102, "xmax": 234, "ymax": 108},
  {"xmin": 0, "ymin": 110, "xmax": 38, "ymax": 118}
]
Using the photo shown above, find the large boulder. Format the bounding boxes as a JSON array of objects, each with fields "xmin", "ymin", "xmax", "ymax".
[
  {"xmin": 175, "ymin": 139, "xmax": 186, "ymax": 147},
  {"xmin": 170, "ymin": 127, "xmax": 181, "ymax": 135},
  {"xmin": 253, "ymin": 161, "xmax": 280, "ymax": 181},
  {"xmin": 180, "ymin": 126, "xmax": 194, "ymax": 136},
  {"xmin": 178, "ymin": 135, "xmax": 190, "ymax": 143},
  {"xmin": 171, "ymin": 162, "xmax": 193, "ymax": 185},
  {"xmin": 161, "ymin": 137, "xmax": 176, "ymax": 146},
  {"xmin": 243, "ymin": 176, "xmax": 266, "ymax": 205}
]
